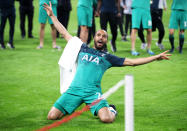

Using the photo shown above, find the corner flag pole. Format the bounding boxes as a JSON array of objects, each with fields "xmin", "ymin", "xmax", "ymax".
[{"xmin": 125, "ymin": 75, "xmax": 134, "ymax": 131}]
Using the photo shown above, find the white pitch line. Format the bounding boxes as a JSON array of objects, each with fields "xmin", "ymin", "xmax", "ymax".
[{"xmin": 101, "ymin": 80, "xmax": 125, "ymax": 99}]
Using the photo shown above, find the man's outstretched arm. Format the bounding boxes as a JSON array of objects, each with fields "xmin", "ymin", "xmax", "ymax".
[
  {"xmin": 124, "ymin": 50, "xmax": 171, "ymax": 66},
  {"xmin": 43, "ymin": 2, "xmax": 72, "ymax": 41}
]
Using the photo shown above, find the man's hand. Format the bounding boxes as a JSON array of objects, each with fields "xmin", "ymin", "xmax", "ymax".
[
  {"xmin": 156, "ymin": 50, "xmax": 171, "ymax": 60},
  {"xmin": 122, "ymin": 5, "xmax": 126, "ymax": 9},
  {"xmin": 43, "ymin": 2, "xmax": 53, "ymax": 17},
  {"xmin": 117, "ymin": 12, "xmax": 121, "ymax": 17}
]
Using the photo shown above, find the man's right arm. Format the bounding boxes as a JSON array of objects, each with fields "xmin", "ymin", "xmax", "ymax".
[
  {"xmin": 43, "ymin": 2, "xmax": 72, "ymax": 41},
  {"xmin": 50, "ymin": 14, "xmax": 72, "ymax": 41}
]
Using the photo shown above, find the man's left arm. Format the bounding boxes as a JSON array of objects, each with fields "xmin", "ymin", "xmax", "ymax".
[{"xmin": 123, "ymin": 50, "xmax": 171, "ymax": 66}]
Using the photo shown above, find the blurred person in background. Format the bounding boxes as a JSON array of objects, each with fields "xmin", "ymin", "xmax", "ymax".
[
  {"xmin": 77, "ymin": 5, "xmax": 96, "ymax": 46},
  {"xmin": 169, "ymin": 0, "xmax": 187, "ymax": 54},
  {"xmin": 56, "ymin": 0, "xmax": 72, "ymax": 38},
  {"xmin": 37, "ymin": 0, "xmax": 61, "ymax": 50},
  {"xmin": 121, "ymin": 0, "xmax": 132, "ymax": 41},
  {"xmin": 17, "ymin": 0, "xmax": 34, "ymax": 39},
  {"xmin": 96, "ymin": 0, "xmax": 121, "ymax": 52},
  {"xmin": 0, "ymin": 0, "xmax": 16, "ymax": 49},
  {"xmin": 77, "ymin": 0, "xmax": 97, "ymax": 44},
  {"xmin": 130, "ymin": 0, "xmax": 154, "ymax": 56},
  {"xmin": 116, "ymin": 0, "xmax": 125, "ymax": 42},
  {"xmin": 138, "ymin": 0, "xmax": 167, "ymax": 50}
]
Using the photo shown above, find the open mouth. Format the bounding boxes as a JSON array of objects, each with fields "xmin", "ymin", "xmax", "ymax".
[{"xmin": 97, "ymin": 40, "xmax": 103, "ymax": 46}]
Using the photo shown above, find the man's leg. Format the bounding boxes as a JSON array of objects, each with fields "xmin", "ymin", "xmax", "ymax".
[
  {"xmin": 169, "ymin": 29, "xmax": 175, "ymax": 53},
  {"xmin": 131, "ymin": 29, "xmax": 137, "ymax": 51},
  {"xmin": 138, "ymin": 29, "xmax": 145, "ymax": 43},
  {"xmin": 117, "ymin": 15, "xmax": 125, "ymax": 40},
  {"xmin": 146, "ymin": 29, "xmax": 152, "ymax": 49},
  {"xmin": 8, "ymin": 9, "xmax": 16, "ymax": 48},
  {"xmin": 0, "ymin": 12, "xmax": 7, "ymax": 49},
  {"xmin": 157, "ymin": 11, "xmax": 165, "ymax": 44},
  {"xmin": 80, "ymin": 25, "xmax": 88, "ymax": 43},
  {"xmin": 129, "ymin": 15, "xmax": 132, "ymax": 35},
  {"xmin": 19, "ymin": 7, "xmax": 26, "ymax": 38},
  {"xmin": 91, "ymin": 16, "xmax": 96, "ymax": 38},
  {"xmin": 131, "ymin": 29, "xmax": 139, "ymax": 55},
  {"xmin": 138, "ymin": 22, "xmax": 147, "ymax": 50},
  {"xmin": 124, "ymin": 14, "xmax": 129, "ymax": 38},
  {"xmin": 131, "ymin": 8, "xmax": 142, "ymax": 55},
  {"xmin": 77, "ymin": 26, "xmax": 81, "ymax": 37},
  {"xmin": 100, "ymin": 12, "xmax": 107, "ymax": 31},
  {"xmin": 87, "ymin": 27, "xmax": 91, "ymax": 45},
  {"xmin": 156, "ymin": 22, "xmax": 165, "ymax": 49},
  {"xmin": 62, "ymin": 11, "xmax": 70, "ymax": 29},
  {"xmin": 48, "ymin": 92, "xmax": 82, "ymax": 120},
  {"xmin": 109, "ymin": 13, "xmax": 117, "ymax": 52},
  {"xmin": 38, "ymin": 4, "xmax": 48, "ymax": 49},
  {"xmin": 50, "ymin": 24, "xmax": 58, "ymax": 48},
  {"xmin": 139, "ymin": 29, "xmax": 148, "ymax": 50},
  {"xmin": 57, "ymin": 6, "xmax": 63, "ymax": 38},
  {"xmin": 100, "ymin": 12, "xmax": 108, "ymax": 51},
  {"xmin": 48, "ymin": 107, "xmax": 64, "ymax": 120},
  {"xmin": 98, "ymin": 106, "xmax": 116, "ymax": 123},
  {"xmin": 28, "ymin": 8, "xmax": 34, "ymax": 38},
  {"xmin": 146, "ymin": 29, "xmax": 154, "ymax": 55},
  {"xmin": 38, "ymin": 23, "xmax": 45, "ymax": 48},
  {"xmin": 154, "ymin": 11, "xmax": 165, "ymax": 50},
  {"xmin": 179, "ymin": 30, "xmax": 185, "ymax": 54}
]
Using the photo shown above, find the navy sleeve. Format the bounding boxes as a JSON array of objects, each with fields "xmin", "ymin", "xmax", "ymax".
[
  {"xmin": 106, "ymin": 53, "xmax": 125, "ymax": 67},
  {"xmin": 80, "ymin": 43, "xmax": 89, "ymax": 51}
]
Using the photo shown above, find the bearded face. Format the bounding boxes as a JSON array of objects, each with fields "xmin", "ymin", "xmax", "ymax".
[{"xmin": 94, "ymin": 30, "xmax": 108, "ymax": 51}]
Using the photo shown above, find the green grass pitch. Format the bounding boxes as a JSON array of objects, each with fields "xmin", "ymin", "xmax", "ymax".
[{"xmin": 0, "ymin": 1, "xmax": 187, "ymax": 131}]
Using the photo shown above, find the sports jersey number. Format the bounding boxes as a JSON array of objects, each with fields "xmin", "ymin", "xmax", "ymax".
[
  {"xmin": 148, "ymin": 20, "xmax": 152, "ymax": 26},
  {"xmin": 96, "ymin": 92, "xmax": 101, "ymax": 99}
]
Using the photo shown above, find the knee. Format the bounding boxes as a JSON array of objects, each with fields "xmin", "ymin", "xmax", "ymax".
[
  {"xmin": 40, "ymin": 24, "xmax": 45, "ymax": 30},
  {"xmin": 47, "ymin": 107, "xmax": 64, "ymax": 120},
  {"xmin": 179, "ymin": 30, "xmax": 184, "ymax": 34},
  {"xmin": 51, "ymin": 24, "xmax": 56, "ymax": 31},
  {"xmin": 147, "ymin": 29, "xmax": 152, "ymax": 34},
  {"xmin": 132, "ymin": 29, "xmax": 137, "ymax": 34},
  {"xmin": 169, "ymin": 29, "xmax": 174, "ymax": 35},
  {"xmin": 47, "ymin": 111, "xmax": 58, "ymax": 120},
  {"xmin": 159, "ymin": 28, "xmax": 165, "ymax": 34},
  {"xmin": 99, "ymin": 115, "xmax": 114, "ymax": 123},
  {"xmin": 81, "ymin": 26, "xmax": 88, "ymax": 33}
]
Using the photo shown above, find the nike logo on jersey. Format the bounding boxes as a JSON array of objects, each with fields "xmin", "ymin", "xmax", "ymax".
[{"xmin": 82, "ymin": 54, "xmax": 100, "ymax": 65}]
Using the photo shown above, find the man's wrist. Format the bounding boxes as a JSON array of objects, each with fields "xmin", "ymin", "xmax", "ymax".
[
  {"xmin": 155, "ymin": 55, "xmax": 161, "ymax": 60},
  {"xmin": 49, "ymin": 13, "xmax": 55, "ymax": 17}
]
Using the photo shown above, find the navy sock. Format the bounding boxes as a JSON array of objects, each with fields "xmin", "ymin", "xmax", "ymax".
[
  {"xmin": 179, "ymin": 34, "xmax": 184, "ymax": 53},
  {"xmin": 169, "ymin": 34, "xmax": 174, "ymax": 52}
]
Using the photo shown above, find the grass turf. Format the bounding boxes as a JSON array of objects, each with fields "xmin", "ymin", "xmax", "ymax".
[{"xmin": 0, "ymin": 0, "xmax": 187, "ymax": 131}]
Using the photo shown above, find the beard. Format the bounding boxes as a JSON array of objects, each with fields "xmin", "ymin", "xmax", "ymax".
[{"xmin": 94, "ymin": 42, "xmax": 105, "ymax": 51}]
